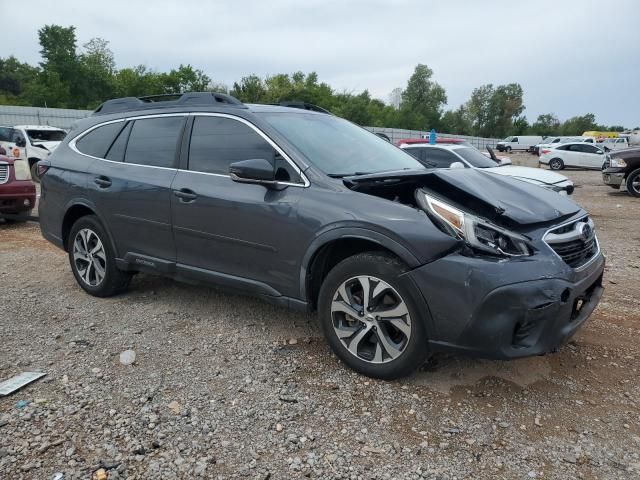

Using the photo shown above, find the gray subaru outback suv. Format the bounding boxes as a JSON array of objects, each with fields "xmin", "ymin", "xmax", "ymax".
[{"xmin": 38, "ymin": 92, "xmax": 605, "ymax": 379}]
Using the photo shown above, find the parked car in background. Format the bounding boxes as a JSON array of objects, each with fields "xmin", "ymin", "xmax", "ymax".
[
  {"xmin": 0, "ymin": 125, "xmax": 67, "ymax": 181},
  {"xmin": 38, "ymin": 92, "xmax": 604, "ymax": 379},
  {"xmin": 496, "ymin": 135, "xmax": 543, "ymax": 152},
  {"xmin": 532, "ymin": 137, "xmax": 581, "ymax": 155},
  {"xmin": 539, "ymin": 142, "xmax": 605, "ymax": 170},
  {"xmin": 396, "ymin": 137, "xmax": 512, "ymax": 165},
  {"xmin": 602, "ymin": 147, "xmax": 640, "ymax": 198},
  {"xmin": 0, "ymin": 147, "xmax": 36, "ymax": 221},
  {"xmin": 600, "ymin": 137, "xmax": 629, "ymax": 151},
  {"xmin": 400, "ymin": 143, "xmax": 574, "ymax": 194}
]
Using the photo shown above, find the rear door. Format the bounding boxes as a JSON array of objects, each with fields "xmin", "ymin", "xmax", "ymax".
[
  {"xmin": 562, "ymin": 144, "xmax": 582, "ymax": 167},
  {"xmin": 82, "ymin": 115, "xmax": 186, "ymax": 264},
  {"xmin": 170, "ymin": 114, "xmax": 306, "ymax": 296}
]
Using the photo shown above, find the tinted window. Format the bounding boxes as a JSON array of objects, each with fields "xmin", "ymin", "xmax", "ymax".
[
  {"xmin": 582, "ymin": 145, "xmax": 600, "ymax": 154},
  {"xmin": 511, "ymin": 137, "xmax": 519, "ymax": 142},
  {"xmin": 189, "ymin": 116, "xmax": 277, "ymax": 176},
  {"xmin": 105, "ymin": 122, "xmax": 132, "ymax": 161},
  {"xmin": 0, "ymin": 127, "xmax": 13, "ymax": 142},
  {"xmin": 76, "ymin": 122, "xmax": 125, "ymax": 158},
  {"xmin": 125, "ymin": 117, "xmax": 184, "ymax": 168},
  {"xmin": 26, "ymin": 129, "xmax": 66, "ymax": 142},
  {"xmin": 404, "ymin": 148, "xmax": 424, "ymax": 162},
  {"xmin": 424, "ymin": 148, "xmax": 459, "ymax": 168},
  {"xmin": 567, "ymin": 144, "xmax": 582, "ymax": 152}
]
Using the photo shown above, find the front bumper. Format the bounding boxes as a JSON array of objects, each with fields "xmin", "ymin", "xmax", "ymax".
[
  {"xmin": 407, "ymin": 249, "xmax": 605, "ymax": 359},
  {"xmin": 602, "ymin": 167, "xmax": 625, "ymax": 188},
  {"xmin": 0, "ymin": 181, "xmax": 36, "ymax": 214}
]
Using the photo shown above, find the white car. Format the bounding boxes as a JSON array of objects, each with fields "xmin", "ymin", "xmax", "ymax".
[
  {"xmin": 600, "ymin": 137, "xmax": 629, "ymax": 151},
  {"xmin": 539, "ymin": 142, "xmax": 606, "ymax": 170},
  {"xmin": 0, "ymin": 125, "xmax": 67, "ymax": 180},
  {"xmin": 400, "ymin": 143, "xmax": 575, "ymax": 195}
]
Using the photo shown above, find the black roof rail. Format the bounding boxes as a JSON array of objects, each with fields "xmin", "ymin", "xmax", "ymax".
[
  {"xmin": 93, "ymin": 92, "xmax": 246, "ymax": 116},
  {"xmin": 277, "ymin": 101, "xmax": 331, "ymax": 114}
]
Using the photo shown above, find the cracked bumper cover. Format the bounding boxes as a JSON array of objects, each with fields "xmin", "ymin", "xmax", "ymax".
[{"xmin": 407, "ymin": 250, "xmax": 605, "ymax": 359}]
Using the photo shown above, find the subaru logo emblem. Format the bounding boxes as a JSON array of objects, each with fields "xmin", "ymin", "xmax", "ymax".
[{"xmin": 578, "ymin": 222, "xmax": 592, "ymax": 241}]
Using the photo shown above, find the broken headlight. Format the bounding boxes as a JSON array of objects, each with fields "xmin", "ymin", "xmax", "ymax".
[{"xmin": 419, "ymin": 193, "xmax": 532, "ymax": 257}]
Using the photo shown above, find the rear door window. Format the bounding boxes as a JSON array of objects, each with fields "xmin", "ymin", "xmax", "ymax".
[
  {"xmin": 403, "ymin": 148, "xmax": 424, "ymax": 162},
  {"xmin": 76, "ymin": 122, "xmax": 126, "ymax": 158},
  {"xmin": 124, "ymin": 116, "xmax": 184, "ymax": 168}
]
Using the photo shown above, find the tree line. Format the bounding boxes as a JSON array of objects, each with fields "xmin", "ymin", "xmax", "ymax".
[{"xmin": 0, "ymin": 25, "xmax": 629, "ymax": 138}]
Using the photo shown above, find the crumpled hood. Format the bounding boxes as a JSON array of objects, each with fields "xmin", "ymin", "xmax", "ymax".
[
  {"xmin": 483, "ymin": 165, "xmax": 571, "ymax": 185},
  {"xmin": 344, "ymin": 168, "xmax": 582, "ymax": 229},
  {"xmin": 31, "ymin": 141, "xmax": 60, "ymax": 152}
]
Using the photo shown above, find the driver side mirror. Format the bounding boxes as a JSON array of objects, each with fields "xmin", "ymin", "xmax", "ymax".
[
  {"xmin": 229, "ymin": 158, "xmax": 278, "ymax": 186},
  {"xmin": 449, "ymin": 162, "xmax": 465, "ymax": 169},
  {"xmin": 15, "ymin": 137, "xmax": 26, "ymax": 148}
]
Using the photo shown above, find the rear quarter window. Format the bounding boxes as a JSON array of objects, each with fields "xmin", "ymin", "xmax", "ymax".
[{"xmin": 76, "ymin": 122, "xmax": 126, "ymax": 158}]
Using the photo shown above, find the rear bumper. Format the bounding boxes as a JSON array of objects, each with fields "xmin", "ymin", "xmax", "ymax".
[
  {"xmin": 0, "ymin": 181, "xmax": 36, "ymax": 213},
  {"xmin": 408, "ymin": 250, "xmax": 605, "ymax": 359}
]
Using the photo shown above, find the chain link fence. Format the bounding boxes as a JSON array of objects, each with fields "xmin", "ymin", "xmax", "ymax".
[
  {"xmin": 364, "ymin": 126, "xmax": 501, "ymax": 149},
  {"xmin": 0, "ymin": 106, "xmax": 91, "ymax": 130}
]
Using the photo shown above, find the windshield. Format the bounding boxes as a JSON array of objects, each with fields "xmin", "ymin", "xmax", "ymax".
[
  {"xmin": 455, "ymin": 147, "xmax": 499, "ymax": 168},
  {"xmin": 502, "ymin": 136, "xmax": 513, "ymax": 142},
  {"xmin": 260, "ymin": 113, "xmax": 422, "ymax": 176},
  {"xmin": 26, "ymin": 129, "xmax": 66, "ymax": 143}
]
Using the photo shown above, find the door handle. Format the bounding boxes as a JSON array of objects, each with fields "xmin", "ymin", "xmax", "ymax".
[
  {"xmin": 94, "ymin": 176, "xmax": 112, "ymax": 188},
  {"xmin": 173, "ymin": 189, "xmax": 197, "ymax": 202}
]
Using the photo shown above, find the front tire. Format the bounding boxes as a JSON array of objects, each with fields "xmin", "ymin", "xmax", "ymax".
[
  {"xmin": 627, "ymin": 169, "xmax": 640, "ymax": 198},
  {"xmin": 67, "ymin": 215, "xmax": 131, "ymax": 297},
  {"xmin": 549, "ymin": 158, "xmax": 564, "ymax": 170},
  {"xmin": 317, "ymin": 252, "xmax": 429, "ymax": 379},
  {"xmin": 30, "ymin": 161, "xmax": 40, "ymax": 183},
  {"xmin": 506, "ymin": 146, "xmax": 512, "ymax": 153}
]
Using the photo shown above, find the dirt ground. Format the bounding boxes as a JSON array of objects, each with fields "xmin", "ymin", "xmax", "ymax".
[{"xmin": 0, "ymin": 162, "xmax": 639, "ymax": 479}]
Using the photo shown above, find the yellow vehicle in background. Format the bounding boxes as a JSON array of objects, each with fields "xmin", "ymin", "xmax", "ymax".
[{"xmin": 583, "ymin": 131, "xmax": 620, "ymax": 140}]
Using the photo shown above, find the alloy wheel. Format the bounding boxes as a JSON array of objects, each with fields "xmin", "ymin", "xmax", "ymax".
[
  {"xmin": 631, "ymin": 176, "xmax": 640, "ymax": 195},
  {"xmin": 72, "ymin": 228, "xmax": 107, "ymax": 287},
  {"xmin": 331, "ymin": 275, "xmax": 411, "ymax": 364}
]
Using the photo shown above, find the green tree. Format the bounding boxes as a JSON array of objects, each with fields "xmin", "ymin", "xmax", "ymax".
[
  {"xmin": 465, "ymin": 83, "xmax": 524, "ymax": 137},
  {"xmin": 400, "ymin": 64, "xmax": 447, "ymax": 130},
  {"xmin": 559, "ymin": 114, "xmax": 598, "ymax": 136},
  {"xmin": 530, "ymin": 113, "xmax": 560, "ymax": 136}
]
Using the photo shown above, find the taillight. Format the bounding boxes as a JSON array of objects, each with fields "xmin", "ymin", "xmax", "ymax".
[
  {"xmin": 541, "ymin": 149, "xmax": 551, "ymax": 155},
  {"xmin": 37, "ymin": 160, "xmax": 51, "ymax": 178},
  {"xmin": 13, "ymin": 160, "xmax": 31, "ymax": 181}
]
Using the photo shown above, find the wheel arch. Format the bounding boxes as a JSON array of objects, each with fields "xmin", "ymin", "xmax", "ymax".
[
  {"xmin": 61, "ymin": 200, "xmax": 118, "ymax": 256},
  {"xmin": 300, "ymin": 228, "xmax": 421, "ymax": 311}
]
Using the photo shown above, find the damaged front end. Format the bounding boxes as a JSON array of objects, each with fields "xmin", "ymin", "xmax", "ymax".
[{"xmin": 343, "ymin": 168, "xmax": 605, "ymax": 359}]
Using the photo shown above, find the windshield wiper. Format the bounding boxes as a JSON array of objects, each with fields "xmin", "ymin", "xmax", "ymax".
[{"xmin": 327, "ymin": 171, "xmax": 372, "ymax": 178}]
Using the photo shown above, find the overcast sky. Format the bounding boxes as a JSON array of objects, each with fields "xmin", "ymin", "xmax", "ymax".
[{"xmin": 2, "ymin": 0, "xmax": 639, "ymax": 126}]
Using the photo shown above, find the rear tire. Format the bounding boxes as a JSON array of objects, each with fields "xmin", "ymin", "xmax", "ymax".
[
  {"xmin": 2, "ymin": 211, "xmax": 31, "ymax": 223},
  {"xmin": 549, "ymin": 158, "xmax": 564, "ymax": 170},
  {"xmin": 627, "ymin": 169, "xmax": 640, "ymax": 198},
  {"xmin": 67, "ymin": 215, "xmax": 131, "ymax": 297},
  {"xmin": 317, "ymin": 252, "xmax": 429, "ymax": 379}
]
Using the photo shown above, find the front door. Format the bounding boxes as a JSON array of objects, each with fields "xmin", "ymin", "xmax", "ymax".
[{"xmin": 171, "ymin": 114, "xmax": 306, "ymax": 296}]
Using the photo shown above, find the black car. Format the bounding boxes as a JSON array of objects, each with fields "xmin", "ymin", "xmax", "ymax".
[{"xmin": 38, "ymin": 92, "xmax": 605, "ymax": 379}]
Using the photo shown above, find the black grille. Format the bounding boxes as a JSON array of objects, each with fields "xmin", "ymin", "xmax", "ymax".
[{"xmin": 549, "ymin": 237, "xmax": 597, "ymax": 268}]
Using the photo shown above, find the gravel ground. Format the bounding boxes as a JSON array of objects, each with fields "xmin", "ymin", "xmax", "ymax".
[{"xmin": 1, "ymin": 165, "xmax": 639, "ymax": 479}]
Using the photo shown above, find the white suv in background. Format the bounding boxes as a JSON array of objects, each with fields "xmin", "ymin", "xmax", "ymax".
[{"xmin": 0, "ymin": 125, "xmax": 67, "ymax": 181}]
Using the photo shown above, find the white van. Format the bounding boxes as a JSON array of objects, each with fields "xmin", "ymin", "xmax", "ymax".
[{"xmin": 496, "ymin": 135, "xmax": 543, "ymax": 152}]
